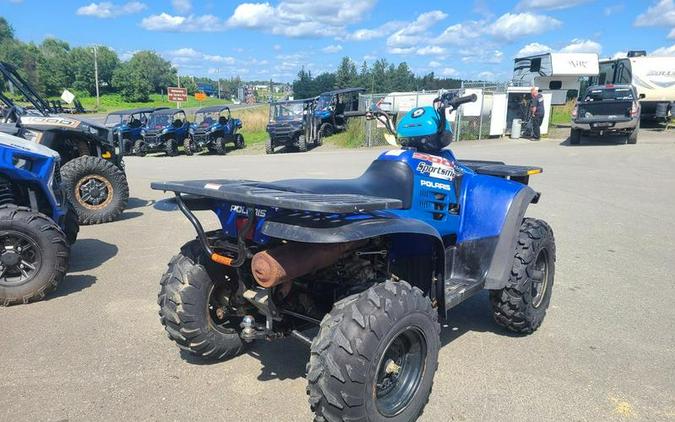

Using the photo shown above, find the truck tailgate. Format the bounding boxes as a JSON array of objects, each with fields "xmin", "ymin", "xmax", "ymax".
[{"xmin": 577, "ymin": 101, "xmax": 632, "ymax": 118}]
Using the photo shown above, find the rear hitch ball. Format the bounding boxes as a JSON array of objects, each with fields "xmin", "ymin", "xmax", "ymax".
[{"xmin": 240, "ymin": 315, "xmax": 257, "ymax": 343}]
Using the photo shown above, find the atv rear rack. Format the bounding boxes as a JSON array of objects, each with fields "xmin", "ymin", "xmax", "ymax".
[{"xmin": 151, "ymin": 179, "xmax": 403, "ymax": 213}]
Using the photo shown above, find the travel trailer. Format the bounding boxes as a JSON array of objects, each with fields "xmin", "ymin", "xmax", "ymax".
[
  {"xmin": 512, "ymin": 52, "xmax": 599, "ymax": 105},
  {"xmin": 594, "ymin": 51, "xmax": 675, "ymax": 120}
]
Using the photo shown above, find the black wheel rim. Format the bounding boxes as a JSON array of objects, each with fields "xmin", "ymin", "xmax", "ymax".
[
  {"xmin": 375, "ymin": 327, "xmax": 427, "ymax": 417},
  {"xmin": 0, "ymin": 230, "xmax": 42, "ymax": 286},
  {"xmin": 76, "ymin": 175, "xmax": 112, "ymax": 210},
  {"xmin": 207, "ymin": 283, "xmax": 239, "ymax": 334},
  {"xmin": 531, "ymin": 248, "xmax": 550, "ymax": 308}
]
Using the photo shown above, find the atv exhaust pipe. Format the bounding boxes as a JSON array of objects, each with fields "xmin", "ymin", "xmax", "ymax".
[{"xmin": 251, "ymin": 241, "xmax": 363, "ymax": 288}]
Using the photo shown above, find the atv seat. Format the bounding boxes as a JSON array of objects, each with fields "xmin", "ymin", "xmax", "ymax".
[{"xmin": 260, "ymin": 159, "xmax": 414, "ymax": 209}]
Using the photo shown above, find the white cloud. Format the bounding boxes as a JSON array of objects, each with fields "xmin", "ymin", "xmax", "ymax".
[
  {"xmin": 559, "ymin": 38, "xmax": 602, "ymax": 54},
  {"xmin": 460, "ymin": 48, "xmax": 504, "ymax": 64},
  {"xmin": 346, "ymin": 21, "xmax": 406, "ymax": 41},
  {"xmin": 141, "ymin": 13, "xmax": 225, "ymax": 32},
  {"xmin": 489, "ymin": 12, "xmax": 562, "ymax": 41},
  {"xmin": 652, "ymin": 44, "xmax": 675, "ymax": 56},
  {"xmin": 273, "ymin": 44, "xmax": 282, "ymax": 51},
  {"xmin": 441, "ymin": 67, "xmax": 459, "ymax": 77},
  {"xmin": 635, "ymin": 0, "xmax": 675, "ymax": 27},
  {"xmin": 321, "ymin": 44, "xmax": 343, "ymax": 53},
  {"xmin": 166, "ymin": 48, "xmax": 236, "ymax": 65},
  {"xmin": 478, "ymin": 71, "xmax": 496, "ymax": 80},
  {"xmin": 387, "ymin": 10, "xmax": 447, "ymax": 53},
  {"xmin": 516, "ymin": 0, "xmax": 590, "ymax": 10},
  {"xmin": 516, "ymin": 42, "xmax": 552, "ymax": 57},
  {"xmin": 669, "ymin": 28, "xmax": 675, "ymax": 38},
  {"xmin": 226, "ymin": 0, "xmax": 377, "ymax": 37},
  {"xmin": 435, "ymin": 20, "xmax": 486, "ymax": 46},
  {"xmin": 417, "ymin": 46, "xmax": 446, "ymax": 56},
  {"xmin": 76, "ymin": 1, "xmax": 146, "ymax": 18},
  {"xmin": 172, "ymin": 0, "xmax": 191, "ymax": 14},
  {"xmin": 604, "ymin": 4, "xmax": 624, "ymax": 16}
]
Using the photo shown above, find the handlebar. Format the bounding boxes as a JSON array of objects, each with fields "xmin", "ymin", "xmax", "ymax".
[{"xmin": 448, "ymin": 94, "xmax": 478, "ymax": 109}]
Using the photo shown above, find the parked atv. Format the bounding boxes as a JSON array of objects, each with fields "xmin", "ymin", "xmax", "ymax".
[
  {"xmin": 0, "ymin": 62, "xmax": 129, "ymax": 225},
  {"xmin": 0, "ymin": 131, "xmax": 77, "ymax": 305},
  {"xmin": 266, "ymin": 98, "xmax": 318, "ymax": 154},
  {"xmin": 153, "ymin": 93, "xmax": 555, "ymax": 421},
  {"xmin": 135, "ymin": 109, "xmax": 190, "ymax": 157},
  {"xmin": 314, "ymin": 87, "xmax": 365, "ymax": 139},
  {"xmin": 185, "ymin": 105, "xmax": 244, "ymax": 155},
  {"xmin": 104, "ymin": 107, "xmax": 168, "ymax": 154}
]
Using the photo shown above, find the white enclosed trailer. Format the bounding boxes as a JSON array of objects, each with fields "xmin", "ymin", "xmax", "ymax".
[{"xmin": 512, "ymin": 53, "xmax": 599, "ymax": 105}]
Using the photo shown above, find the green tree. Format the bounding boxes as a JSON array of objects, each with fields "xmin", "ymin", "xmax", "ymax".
[
  {"xmin": 112, "ymin": 61, "xmax": 152, "ymax": 102},
  {"xmin": 0, "ymin": 17, "xmax": 13, "ymax": 43},
  {"xmin": 126, "ymin": 50, "xmax": 175, "ymax": 93},
  {"xmin": 69, "ymin": 46, "xmax": 119, "ymax": 95},
  {"xmin": 335, "ymin": 57, "xmax": 357, "ymax": 89},
  {"xmin": 292, "ymin": 67, "xmax": 314, "ymax": 99},
  {"xmin": 39, "ymin": 38, "xmax": 72, "ymax": 96},
  {"xmin": 179, "ymin": 75, "xmax": 198, "ymax": 95}
]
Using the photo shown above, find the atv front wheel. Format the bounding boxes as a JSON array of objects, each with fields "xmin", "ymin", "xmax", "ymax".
[
  {"xmin": 318, "ymin": 123, "xmax": 333, "ymax": 146},
  {"xmin": 133, "ymin": 139, "xmax": 146, "ymax": 157},
  {"xmin": 165, "ymin": 139, "xmax": 179, "ymax": 156},
  {"xmin": 122, "ymin": 138, "xmax": 134, "ymax": 156},
  {"xmin": 61, "ymin": 156, "xmax": 129, "ymax": 225},
  {"xmin": 214, "ymin": 137, "xmax": 227, "ymax": 155},
  {"xmin": 307, "ymin": 280, "xmax": 440, "ymax": 422},
  {"xmin": 490, "ymin": 218, "xmax": 555, "ymax": 334},
  {"xmin": 235, "ymin": 133, "xmax": 245, "ymax": 149},
  {"xmin": 297, "ymin": 134, "xmax": 308, "ymax": 152},
  {"xmin": 64, "ymin": 203, "xmax": 79, "ymax": 244},
  {"xmin": 158, "ymin": 240, "xmax": 244, "ymax": 360},
  {"xmin": 183, "ymin": 136, "xmax": 195, "ymax": 156},
  {"xmin": 265, "ymin": 138, "xmax": 274, "ymax": 154},
  {"xmin": 0, "ymin": 205, "xmax": 69, "ymax": 306}
]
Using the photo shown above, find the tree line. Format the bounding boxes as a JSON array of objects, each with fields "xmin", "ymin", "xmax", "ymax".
[{"xmin": 292, "ymin": 57, "xmax": 463, "ymax": 99}]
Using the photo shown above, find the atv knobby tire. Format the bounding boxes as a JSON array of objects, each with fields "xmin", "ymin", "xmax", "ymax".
[
  {"xmin": 158, "ymin": 240, "xmax": 244, "ymax": 360},
  {"xmin": 265, "ymin": 138, "xmax": 274, "ymax": 154},
  {"xmin": 0, "ymin": 205, "xmax": 69, "ymax": 306},
  {"xmin": 183, "ymin": 136, "xmax": 194, "ymax": 156},
  {"xmin": 214, "ymin": 137, "xmax": 227, "ymax": 155},
  {"xmin": 61, "ymin": 156, "xmax": 129, "ymax": 225},
  {"xmin": 298, "ymin": 134, "xmax": 308, "ymax": 152},
  {"xmin": 122, "ymin": 138, "xmax": 133, "ymax": 156},
  {"xmin": 490, "ymin": 218, "xmax": 555, "ymax": 334},
  {"xmin": 133, "ymin": 139, "xmax": 146, "ymax": 157},
  {"xmin": 307, "ymin": 280, "xmax": 440, "ymax": 422},
  {"xmin": 64, "ymin": 203, "xmax": 80, "ymax": 244},
  {"xmin": 165, "ymin": 138, "xmax": 178, "ymax": 156},
  {"xmin": 235, "ymin": 133, "xmax": 245, "ymax": 149}
]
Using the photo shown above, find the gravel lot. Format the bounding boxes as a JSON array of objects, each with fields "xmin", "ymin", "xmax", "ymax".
[{"xmin": 1, "ymin": 129, "xmax": 674, "ymax": 421}]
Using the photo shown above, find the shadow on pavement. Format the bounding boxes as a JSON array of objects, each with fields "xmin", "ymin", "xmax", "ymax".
[
  {"xmin": 46, "ymin": 274, "xmax": 96, "ymax": 300},
  {"xmin": 559, "ymin": 135, "xmax": 629, "ymax": 147},
  {"xmin": 127, "ymin": 197, "xmax": 155, "ymax": 209},
  {"xmin": 69, "ymin": 238, "xmax": 119, "ymax": 272},
  {"xmin": 118, "ymin": 211, "xmax": 144, "ymax": 221}
]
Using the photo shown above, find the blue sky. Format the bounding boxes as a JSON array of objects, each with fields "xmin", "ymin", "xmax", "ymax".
[{"xmin": 2, "ymin": 0, "xmax": 674, "ymax": 81}]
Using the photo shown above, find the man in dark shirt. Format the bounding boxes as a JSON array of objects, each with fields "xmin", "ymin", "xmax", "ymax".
[{"xmin": 529, "ymin": 87, "xmax": 545, "ymax": 140}]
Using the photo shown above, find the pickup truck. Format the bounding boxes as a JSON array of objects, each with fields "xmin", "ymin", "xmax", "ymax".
[{"xmin": 570, "ymin": 84, "xmax": 641, "ymax": 145}]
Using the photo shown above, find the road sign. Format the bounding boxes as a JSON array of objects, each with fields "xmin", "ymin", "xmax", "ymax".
[
  {"xmin": 168, "ymin": 87, "xmax": 188, "ymax": 102},
  {"xmin": 195, "ymin": 92, "xmax": 207, "ymax": 101}
]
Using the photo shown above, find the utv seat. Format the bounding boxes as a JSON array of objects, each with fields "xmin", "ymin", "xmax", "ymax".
[{"xmin": 261, "ymin": 159, "xmax": 413, "ymax": 208}]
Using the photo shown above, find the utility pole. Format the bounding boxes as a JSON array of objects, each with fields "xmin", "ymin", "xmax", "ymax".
[
  {"xmin": 176, "ymin": 71, "xmax": 181, "ymax": 109},
  {"xmin": 93, "ymin": 45, "xmax": 100, "ymax": 109},
  {"xmin": 216, "ymin": 68, "xmax": 221, "ymax": 99}
]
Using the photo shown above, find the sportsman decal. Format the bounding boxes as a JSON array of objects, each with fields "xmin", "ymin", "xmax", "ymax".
[{"xmin": 413, "ymin": 152, "xmax": 458, "ymax": 180}]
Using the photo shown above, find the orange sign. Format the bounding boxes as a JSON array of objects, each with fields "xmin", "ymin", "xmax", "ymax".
[
  {"xmin": 195, "ymin": 92, "xmax": 207, "ymax": 101},
  {"xmin": 167, "ymin": 87, "xmax": 188, "ymax": 102}
]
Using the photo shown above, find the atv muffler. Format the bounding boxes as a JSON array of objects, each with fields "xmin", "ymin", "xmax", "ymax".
[{"xmin": 251, "ymin": 241, "xmax": 363, "ymax": 288}]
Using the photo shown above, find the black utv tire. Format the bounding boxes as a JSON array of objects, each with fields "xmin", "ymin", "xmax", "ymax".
[
  {"xmin": 133, "ymin": 139, "xmax": 146, "ymax": 157},
  {"xmin": 265, "ymin": 138, "xmax": 274, "ymax": 154},
  {"xmin": 627, "ymin": 125, "xmax": 639, "ymax": 144},
  {"xmin": 61, "ymin": 156, "xmax": 129, "ymax": 225},
  {"xmin": 165, "ymin": 139, "xmax": 179, "ymax": 156},
  {"xmin": 0, "ymin": 205, "xmax": 69, "ymax": 306},
  {"xmin": 122, "ymin": 138, "xmax": 134, "ymax": 156},
  {"xmin": 307, "ymin": 280, "xmax": 440, "ymax": 422},
  {"xmin": 490, "ymin": 218, "xmax": 555, "ymax": 334},
  {"xmin": 158, "ymin": 240, "xmax": 244, "ymax": 360},
  {"xmin": 214, "ymin": 137, "xmax": 227, "ymax": 155},
  {"xmin": 570, "ymin": 128, "xmax": 581, "ymax": 145},
  {"xmin": 318, "ymin": 123, "xmax": 333, "ymax": 146},
  {"xmin": 64, "ymin": 203, "xmax": 79, "ymax": 245},
  {"xmin": 297, "ymin": 134, "xmax": 308, "ymax": 152},
  {"xmin": 183, "ymin": 135, "xmax": 194, "ymax": 156},
  {"xmin": 235, "ymin": 133, "xmax": 245, "ymax": 149}
]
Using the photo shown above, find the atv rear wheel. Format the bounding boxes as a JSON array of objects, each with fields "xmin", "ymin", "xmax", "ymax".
[
  {"xmin": 307, "ymin": 280, "xmax": 440, "ymax": 422},
  {"xmin": 570, "ymin": 129, "xmax": 581, "ymax": 145},
  {"xmin": 121, "ymin": 138, "xmax": 134, "ymax": 156},
  {"xmin": 158, "ymin": 240, "xmax": 244, "ymax": 360},
  {"xmin": 0, "ymin": 205, "xmax": 69, "ymax": 306},
  {"xmin": 265, "ymin": 138, "xmax": 274, "ymax": 154},
  {"xmin": 318, "ymin": 123, "xmax": 333, "ymax": 146},
  {"xmin": 165, "ymin": 138, "xmax": 179, "ymax": 156},
  {"xmin": 235, "ymin": 133, "xmax": 245, "ymax": 149},
  {"xmin": 64, "ymin": 203, "xmax": 79, "ymax": 244},
  {"xmin": 297, "ymin": 134, "xmax": 308, "ymax": 152},
  {"xmin": 61, "ymin": 156, "xmax": 129, "ymax": 225},
  {"xmin": 490, "ymin": 218, "xmax": 555, "ymax": 334},
  {"xmin": 214, "ymin": 137, "xmax": 227, "ymax": 155},
  {"xmin": 183, "ymin": 135, "xmax": 195, "ymax": 156},
  {"xmin": 133, "ymin": 139, "xmax": 146, "ymax": 157}
]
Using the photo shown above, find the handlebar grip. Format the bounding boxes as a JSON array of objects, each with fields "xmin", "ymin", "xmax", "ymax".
[{"xmin": 450, "ymin": 94, "xmax": 478, "ymax": 108}]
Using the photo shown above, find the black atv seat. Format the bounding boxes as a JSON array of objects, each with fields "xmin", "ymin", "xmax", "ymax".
[{"xmin": 260, "ymin": 159, "xmax": 413, "ymax": 209}]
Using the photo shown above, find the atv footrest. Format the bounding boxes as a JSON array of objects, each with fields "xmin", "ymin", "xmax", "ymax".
[
  {"xmin": 151, "ymin": 179, "xmax": 403, "ymax": 213},
  {"xmin": 445, "ymin": 279, "xmax": 484, "ymax": 311}
]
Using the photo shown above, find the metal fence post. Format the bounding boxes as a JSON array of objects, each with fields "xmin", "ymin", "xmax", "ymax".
[{"xmin": 478, "ymin": 91, "xmax": 484, "ymax": 140}]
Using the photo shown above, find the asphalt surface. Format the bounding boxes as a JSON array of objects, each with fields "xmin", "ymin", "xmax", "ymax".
[{"xmin": 1, "ymin": 129, "xmax": 674, "ymax": 421}]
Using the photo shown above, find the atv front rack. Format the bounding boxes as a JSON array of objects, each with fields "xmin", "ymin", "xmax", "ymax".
[{"xmin": 151, "ymin": 179, "xmax": 403, "ymax": 213}]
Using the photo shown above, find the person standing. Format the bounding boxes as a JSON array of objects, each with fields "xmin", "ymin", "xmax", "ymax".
[{"xmin": 529, "ymin": 87, "xmax": 545, "ymax": 140}]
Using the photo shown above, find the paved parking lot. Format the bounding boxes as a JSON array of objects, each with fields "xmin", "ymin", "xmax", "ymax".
[{"xmin": 1, "ymin": 129, "xmax": 674, "ymax": 421}]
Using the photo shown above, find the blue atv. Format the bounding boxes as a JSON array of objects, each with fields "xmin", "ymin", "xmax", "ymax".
[
  {"xmin": 0, "ymin": 131, "xmax": 78, "ymax": 305},
  {"xmin": 185, "ymin": 105, "xmax": 244, "ymax": 155},
  {"xmin": 135, "ymin": 109, "xmax": 190, "ymax": 157},
  {"xmin": 104, "ymin": 107, "xmax": 168, "ymax": 155},
  {"xmin": 314, "ymin": 87, "xmax": 365, "ymax": 139},
  {"xmin": 152, "ymin": 93, "xmax": 555, "ymax": 421}
]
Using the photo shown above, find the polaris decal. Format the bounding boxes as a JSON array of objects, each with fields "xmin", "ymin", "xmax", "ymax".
[
  {"xmin": 21, "ymin": 116, "xmax": 81, "ymax": 128},
  {"xmin": 230, "ymin": 205, "xmax": 267, "ymax": 218},
  {"xmin": 413, "ymin": 152, "xmax": 458, "ymax": 180},
  {"xmin": 420, "ymin": 179, "xmax": 451, "ymax": 191}
]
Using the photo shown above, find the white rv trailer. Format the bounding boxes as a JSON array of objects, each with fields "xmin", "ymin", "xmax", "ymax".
[
  {"xmin": 594, "ymin": 51, "xmax": 675, "ymax": 120},
  {"xmin": 512, "ymin": 53, "xmax": 599, "ymax": 105}
]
